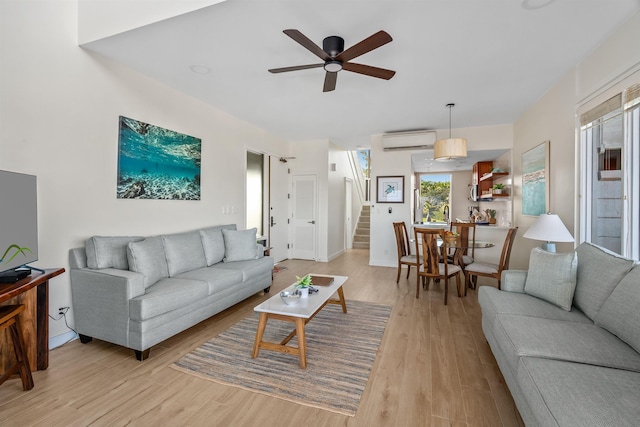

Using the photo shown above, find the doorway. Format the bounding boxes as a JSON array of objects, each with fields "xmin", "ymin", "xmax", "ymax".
[{"xmin": 246, "ymin": 150, "xmax": 289, "ymax": 263}]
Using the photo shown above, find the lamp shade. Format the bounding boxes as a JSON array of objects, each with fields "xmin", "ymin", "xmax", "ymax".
[
  {"xmin": 523, "ymin": 213, "xmax": 574, "ymax": 243},
  {"xmin": 434, "ymin": 138, "xmax": 467, "ymax": 161}
]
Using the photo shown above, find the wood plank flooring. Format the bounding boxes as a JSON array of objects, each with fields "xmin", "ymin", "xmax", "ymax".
[{"xmin": 0, "ymin": 249, "xmax": 524, "ymax": 426}]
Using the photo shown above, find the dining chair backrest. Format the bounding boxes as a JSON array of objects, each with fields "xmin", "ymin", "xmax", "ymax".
[
  {"xmin": 414, "ymin": 227, "xmax": 448, "ymax": 277},
  {"xmin": 450, "ymin": 222, "xmax": 476, "ymax": 258},
  {"xmin": 393, "ymin": 222, "xmax": 411, "ymax": 259},
  {"xmin": 498, "ymin": 227, "xmax": 519, "ymax": 273}
]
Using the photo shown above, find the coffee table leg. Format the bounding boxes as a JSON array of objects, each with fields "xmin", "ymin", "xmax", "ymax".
[
  {"xmin": 337, "ymin": 286, "xmax": 347, "ymax": 313},
  {"xmin": 252, "ymin": 312, "xmax": 268, "ymax": 359},
  {"xmin": 295, "ymin": 317, "xmax": 307, "ymax": 369}
]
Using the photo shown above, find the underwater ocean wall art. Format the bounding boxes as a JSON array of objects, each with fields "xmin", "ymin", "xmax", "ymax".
[{"xmin": 117, "ymin": 116, "xmax": 202, "ymax": 200}]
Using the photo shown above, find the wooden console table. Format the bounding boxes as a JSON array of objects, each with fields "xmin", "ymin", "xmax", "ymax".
[{"xmin": 0, "ymin": 268, "xmax": 65, "ymax": 372}]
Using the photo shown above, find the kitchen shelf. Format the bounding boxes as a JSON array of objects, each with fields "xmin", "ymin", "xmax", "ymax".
[
  {"xmin": 479, "ymin": 172, "xmax": 509, "ymax": 182},
  {"xmin": 479, "ymin": 193, "xmax": 509, "ymax": 200}
]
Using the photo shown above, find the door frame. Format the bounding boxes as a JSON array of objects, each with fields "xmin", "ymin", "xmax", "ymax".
[{"xmin": 244, "ymin": 146, "xmax": 290, "ymax": 262}]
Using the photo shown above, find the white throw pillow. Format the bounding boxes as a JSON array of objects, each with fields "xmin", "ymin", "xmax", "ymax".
[
  {"xmin": 222, "ymin": 228, "xmax": 258, "ymax": 262},
  {"xmin": 524, "ymin": 247, "xmax": 578, "ymax": 311}
]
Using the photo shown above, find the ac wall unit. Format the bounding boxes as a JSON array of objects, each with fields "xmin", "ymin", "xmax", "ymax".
[{"xmin": 381, "ymin": 130, "xmax": 436, "ymax": 151}]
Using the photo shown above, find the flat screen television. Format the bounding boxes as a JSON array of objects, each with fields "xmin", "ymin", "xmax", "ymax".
[{"xmin": 0, "ymin": 170, "xmax": 38, "ymax": 275}]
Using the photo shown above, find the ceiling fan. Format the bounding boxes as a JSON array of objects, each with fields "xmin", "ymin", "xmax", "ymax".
[{"xmin": 268, "ymin": 29, "xmax": 396, "ymax": 92}]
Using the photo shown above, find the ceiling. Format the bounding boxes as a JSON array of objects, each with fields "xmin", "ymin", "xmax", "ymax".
[{"xmin": 83, "ymin": 0, "xmax": 640, "ymax": 153}]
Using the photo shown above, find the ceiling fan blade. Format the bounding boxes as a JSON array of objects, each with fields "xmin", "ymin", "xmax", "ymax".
[
  {"xmin": 343, "ymin": 62, "xmax": 396, "ymax": 80},
  {"xmin": 336, "ymin": 30, "xmax": 392, "ymax": 62},
  {"xmin": 323, "ymin": 72, "xmax": 337, "ymax": 92},
  {"xmin": 283, "ymin": 29, "xmax": 331, "ymax": 61},
  {"xmin": 269, "ymin": 63, "xmax": 324, "ymax": 73}
]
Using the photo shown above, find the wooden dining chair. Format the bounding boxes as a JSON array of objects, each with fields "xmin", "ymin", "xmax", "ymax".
[
  {"xmin": 464, "ymin": 227, "xmax": 518, "ymax": 294},
  {"xmin": 414, "ymin": 228, "xmax": 462, "ymax": 305},
  {"xmin": 393, "ymin": 222, "xmax": 420, "ymax": 283},
  {"xmin": 449, "ymin": 222, "xmax": 477, "ymax": 268}
]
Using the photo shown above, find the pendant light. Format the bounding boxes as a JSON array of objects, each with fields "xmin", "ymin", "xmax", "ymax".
[{"xmin": 434, "ymin": 103, "xmax": 467, "ymax": 161}]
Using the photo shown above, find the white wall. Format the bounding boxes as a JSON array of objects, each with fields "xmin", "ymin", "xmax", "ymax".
[
  {"xmin": 0, "ymin": 1, "xmax": 289, "ymax": 341},
  {"xmin": 369, "ymin": 135, "xmax": 413, "ymax": 267},
  {"xmin": 512, "ymin": 12, "xmax": 640, "ymax": 268}
]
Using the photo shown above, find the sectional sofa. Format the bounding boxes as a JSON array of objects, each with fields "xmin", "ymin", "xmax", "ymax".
[
  {"xmin": 479, "ymin": 242, "xmax": 640, "ymax": 426},
  {"xmin": 69, "ymin": 224, "xmax": 273, "ymax": 360}
]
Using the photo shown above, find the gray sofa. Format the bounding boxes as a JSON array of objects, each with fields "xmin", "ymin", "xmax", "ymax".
[
  {"xmin": 69, "ymin": 224, "xmax": 273, "ymax": 360},
  {"xmin": 479, "ymin": 242, "xmax": 640, "ymax": 426}
]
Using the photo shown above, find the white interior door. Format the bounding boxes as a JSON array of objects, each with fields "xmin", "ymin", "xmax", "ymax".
[
  {"xmin": 269, "ymin": 157, "xmax": 289, "ymax": 262},
  {"xmin": 291, "ymin": 174, "xmax": 317, "ymax": 260},
  {"xmin": 345, "ymin": 178, "xmax": 353, "ymax": 249}
]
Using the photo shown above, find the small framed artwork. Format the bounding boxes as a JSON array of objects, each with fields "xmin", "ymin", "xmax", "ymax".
[
  {"xmin": 376, "ymin": 175, "xmax": 404, "ymax": 203},
  {"xmin": 522, "ymin": 141, "xmax": 549, "ymax": 216}
]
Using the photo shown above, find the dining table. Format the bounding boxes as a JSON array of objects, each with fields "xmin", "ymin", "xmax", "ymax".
[
  {"xmin": 411, "ymin": 227, "xmax": 495, "ymax": 269},
  {"xmin": 440, "ymin": 239, "xmax": 495, "ymax": 269}
]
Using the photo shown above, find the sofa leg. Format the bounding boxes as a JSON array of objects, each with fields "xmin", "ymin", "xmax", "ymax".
[
  {"xmin": 79, "ymin": 334, "xmax": 93, "ymax": 344},
  {"xmin": 134, "ymin": 349, "xmax": 150, "ymax": 361},
  {"xmin": 263, "ymin": 286, "xmax": 271, "ymax": 293}
]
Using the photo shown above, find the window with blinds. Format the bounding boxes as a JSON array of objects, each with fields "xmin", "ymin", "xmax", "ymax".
[{"xmin": 579, "ymin": 81, "xmax": 640, "ymax": 258}]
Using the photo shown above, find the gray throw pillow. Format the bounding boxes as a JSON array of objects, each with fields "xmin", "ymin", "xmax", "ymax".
[
  {"xmin": 162, "ymin": 231, "xmax": 207, "ymax": 276},
  {"xmin": 127, "ymin": 236, "xmax": 169, "ymax": 288},
  {"xmin": 524, "ymin": 247, "xmax": 578, "ymax": 311},
  {"xmin": 85, "ymin": 236, "xmax": 143, "ymax": 269},
  {"xmin": 595, "ymin": 265, "xmax": 640, "ymax": 353},
  {"xmin": 200, "ymin": 224, "xmax": 236, "ymax": 265},
  {"xmin": 222, "ymin": 228, "xmax": 258, "ymax": 262}
]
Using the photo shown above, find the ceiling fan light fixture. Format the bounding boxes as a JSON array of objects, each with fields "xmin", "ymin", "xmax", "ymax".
[
  {"xmin": 324, "ymin": 60, "xmax": 343, "ymax": 72},
  {"xmin": 434, "ymin": 103, "xmax": 467, "ymax": 161}
]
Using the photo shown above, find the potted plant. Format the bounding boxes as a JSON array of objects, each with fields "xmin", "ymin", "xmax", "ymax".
[
  {"xmin": 492, "ymin": 183, "xmax": 505, "ymax": 194},
  {"xmin": 489, "ymin": 209, "xmax": 497, "ymax": 224},
  {"xmin": 295, "ymin": 274, "xmax": 313, "ymax": 298}
]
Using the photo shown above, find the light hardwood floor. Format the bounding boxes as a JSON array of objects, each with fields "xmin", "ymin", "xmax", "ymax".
[{"xmin": 0, "ymin": 249, "xmax": 524, "ymax": 426}]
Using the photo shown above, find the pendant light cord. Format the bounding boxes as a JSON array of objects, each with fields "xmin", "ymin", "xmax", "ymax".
[{"xmin": 446, "ymin": 103, "xmax": 455, "ymax": 138}]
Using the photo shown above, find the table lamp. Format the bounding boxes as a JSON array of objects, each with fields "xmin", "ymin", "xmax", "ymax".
[{"xmin": 522, "ymin": 212, "xmax": 574, "ymax": 252}]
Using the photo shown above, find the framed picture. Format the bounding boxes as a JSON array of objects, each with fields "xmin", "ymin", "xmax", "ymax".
[
  {"xmin": 117, "ymin": 116, "xmax": 202, "ymax": 200},
  {"xmin": 522, "ymin": 141, "xmax": 549, "ymax": 216},
  {"xmin": 376, "ymin": 175, "xmax": 404, "ymax": 203}
]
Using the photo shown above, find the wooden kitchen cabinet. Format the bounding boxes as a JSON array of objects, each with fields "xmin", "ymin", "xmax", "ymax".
[{"xmin": 473, "ymin": 161, "xmax": 493, "ymax": 196}]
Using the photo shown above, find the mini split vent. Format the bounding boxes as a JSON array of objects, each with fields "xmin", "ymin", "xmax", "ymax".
[{"xmin": 381, "ymin": 130, "xmax": 437, "ymax": 151}]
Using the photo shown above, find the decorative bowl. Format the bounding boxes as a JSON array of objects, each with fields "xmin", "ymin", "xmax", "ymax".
[
  {"xmin": 445, "ymin": 235, "xmax": 459, "ymax": 244},
  {"xmin": 280, "ymin": 290, "xmax": 302, "ymax": 305}
]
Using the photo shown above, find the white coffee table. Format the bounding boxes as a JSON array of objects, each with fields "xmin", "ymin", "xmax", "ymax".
[{"xmin": 251, "ymin": 274, "xmax": 348, "ymax": 368}]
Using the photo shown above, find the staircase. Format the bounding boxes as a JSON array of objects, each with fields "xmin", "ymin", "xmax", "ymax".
[{"xmin": 352, "ymin": 205, "xmax": 370, "ymax": 249}]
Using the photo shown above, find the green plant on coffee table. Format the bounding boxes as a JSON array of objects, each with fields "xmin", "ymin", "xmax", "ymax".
[{"xmin": 295, "ymin": 274, "xmax": 313, "ymax": 289}]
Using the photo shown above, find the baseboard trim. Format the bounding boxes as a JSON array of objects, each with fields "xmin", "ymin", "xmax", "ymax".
[
  {"xmin": 328, "ymin": 249, "xmax": 345, "ymax": 262},
  {"xmin": 50, "ymin": 331, "xmax": 78, "ymax": 349}
]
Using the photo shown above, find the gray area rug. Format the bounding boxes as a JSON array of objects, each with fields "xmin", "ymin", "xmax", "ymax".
[{"xmin": 170, "ymin": 300, "xmax": 391, "ymax": 416}]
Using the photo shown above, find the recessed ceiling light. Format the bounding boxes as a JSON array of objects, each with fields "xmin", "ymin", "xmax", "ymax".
[
  {"xmin": 522, "ymin": 0, "xmax": 555, "ymax": 10},
  {"xmin": 189, "ymin": 65, "xmax": 212, "ymax": 74}
]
